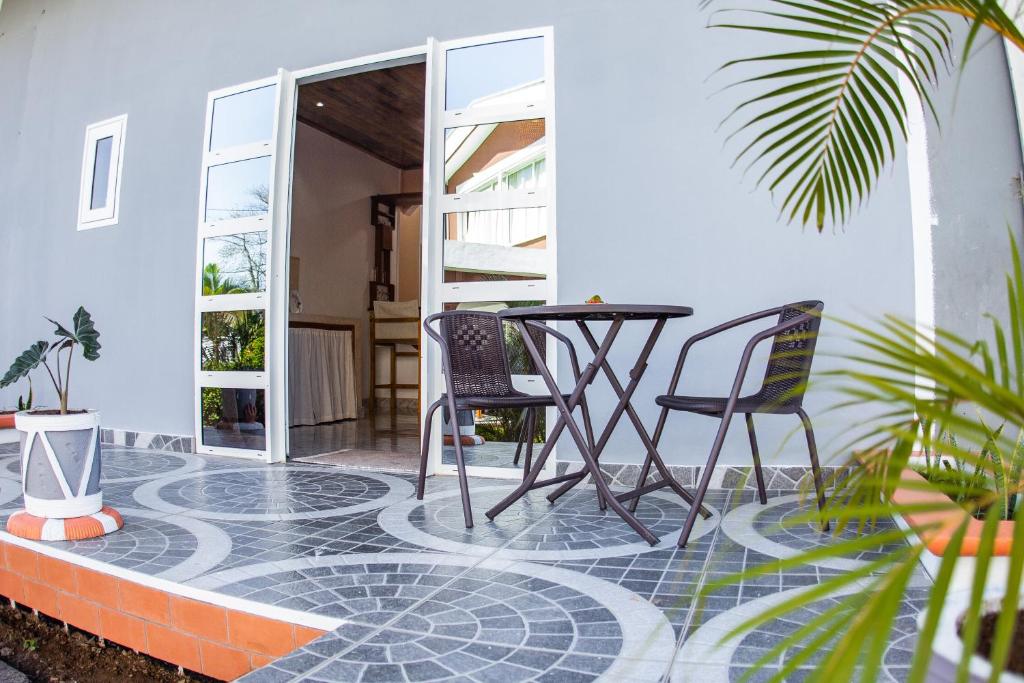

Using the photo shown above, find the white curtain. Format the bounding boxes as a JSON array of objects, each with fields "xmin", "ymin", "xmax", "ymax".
[{"xmin": 288, "ymin": 327, "xmax": 356, "ymax": 427}]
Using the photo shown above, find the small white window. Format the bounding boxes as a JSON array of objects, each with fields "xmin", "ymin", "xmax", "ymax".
[{"xmin": 77, "ymin": 114, "xmax": 127, "ymax": 230}]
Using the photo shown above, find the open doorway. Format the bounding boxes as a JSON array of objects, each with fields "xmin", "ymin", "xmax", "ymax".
[{"xmin": 286, "ymin": 60, "xmax": 426, "ymax": 468}]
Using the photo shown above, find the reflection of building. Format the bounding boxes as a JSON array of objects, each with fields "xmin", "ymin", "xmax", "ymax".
[{"xmin": 443, "ymin": 82, "xmax": 548, "ymax": 283}]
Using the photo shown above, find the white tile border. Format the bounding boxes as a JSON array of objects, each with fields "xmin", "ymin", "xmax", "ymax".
[
  {"xmin": 670, "ymin": 575, "xmax": 930, "ymax": 682},
  {"xmin": 378, "ymin": 485, "xmax": 721, "ymax": 561},
  {"xmin": 719, "ymin": 493, "xmax": 867, "ymax": 572}
]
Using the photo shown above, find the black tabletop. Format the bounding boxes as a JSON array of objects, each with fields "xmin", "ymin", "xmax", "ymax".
[{"xmin": 498, "ymin": 303, "xmax": 693, "ymax": 322}]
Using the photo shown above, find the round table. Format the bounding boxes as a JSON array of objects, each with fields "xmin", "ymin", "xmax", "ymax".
[{"xmin": 484, "ymin": 304, "xmax": 711, "ymax": 545}]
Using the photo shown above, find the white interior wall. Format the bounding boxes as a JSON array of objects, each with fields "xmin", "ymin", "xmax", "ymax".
[{"xmin": 288, "ymin": 121, "xmax": 402, "ymax": 405}]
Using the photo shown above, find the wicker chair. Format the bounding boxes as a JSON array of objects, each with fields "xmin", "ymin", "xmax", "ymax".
[
  {"xmin": 644, "ymin": 301, "xmax": 829, "ymax": 547},
  {"xmin": 418, "ymin": 310, "xmax": 588, "ymax": 528}
]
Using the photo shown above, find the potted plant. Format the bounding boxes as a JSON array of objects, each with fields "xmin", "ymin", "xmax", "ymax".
[{"xmin": 0, "ymin": 307, "xmax": 122, "ymax": 541}]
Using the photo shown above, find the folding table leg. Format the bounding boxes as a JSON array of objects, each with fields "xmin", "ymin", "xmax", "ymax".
[
  {"xmin": 514, "ymin": 319, "xmax": 659, "ymax": 545},
  {"xmin": 561, "ymin": 320, "xmax": 713, "ymax": 521}
]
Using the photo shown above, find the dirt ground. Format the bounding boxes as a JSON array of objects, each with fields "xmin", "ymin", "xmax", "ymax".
[{"xmin": 0, "ymin": 601, "xmax": 214, "ymax": 683}]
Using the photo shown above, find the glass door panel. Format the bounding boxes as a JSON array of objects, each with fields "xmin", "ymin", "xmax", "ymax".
[
  {"xmin": 426, "ymin": 30, "xmax": 555, "ymax": 479},
  {"xmin": 194, "ymin": 74, "xmax": 289, "ymax": 461}
]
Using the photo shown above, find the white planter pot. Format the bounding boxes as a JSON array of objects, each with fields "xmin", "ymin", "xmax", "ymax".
[
  {"xmin": 926, "ymin": 591, "xmax": 1024, "ymax": 683},
  {"xmin": 15, "ymin": 410, "xmax": 102, "ymax": 519}
]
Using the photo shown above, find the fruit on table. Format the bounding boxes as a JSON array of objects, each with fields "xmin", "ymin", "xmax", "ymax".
[{"xmin": 586, "ymin": 295, "xmax": 604, "ymax": 304}]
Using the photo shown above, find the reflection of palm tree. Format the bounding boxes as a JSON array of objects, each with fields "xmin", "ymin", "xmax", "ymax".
[{"xmin": 202, "ymin": 263, "xmax": 244, "ymax": 296}]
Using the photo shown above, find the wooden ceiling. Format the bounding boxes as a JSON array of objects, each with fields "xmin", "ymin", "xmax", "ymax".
[{"xmin": 297, "ymin": 63, "xmax": 425, "ymax": 170}]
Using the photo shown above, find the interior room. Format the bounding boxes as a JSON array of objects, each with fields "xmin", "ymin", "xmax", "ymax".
[{"xmin": 286, "ymin": 61, "xmax": 426, "ymax": 467}]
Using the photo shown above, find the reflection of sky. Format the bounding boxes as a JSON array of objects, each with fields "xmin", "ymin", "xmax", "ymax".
[
  {"xmin": 210, "ymin": 86, "xmax": 276, "ymax": 151},
  {"xmin": 205, "ymin": 156, "xmax": 271, "ymax": 221},
  {"xmin": 446, "ymin": 37, "xmax": 544, "ymax": 110},
  {"xmin": 203, "ymin": 233, "xmax": 267, "ymax": 291}
]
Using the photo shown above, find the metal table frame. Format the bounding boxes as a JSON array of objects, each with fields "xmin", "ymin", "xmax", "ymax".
[{"xmin": 484, "ymin": 304, "xmax": 712, "ymax": 545}]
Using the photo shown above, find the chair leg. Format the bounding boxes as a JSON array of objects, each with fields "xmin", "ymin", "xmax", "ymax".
[
  {"xmin": 745, "ymin": 413, "xmax": 768, "ymax": 505},
  {"xmin": 522, "ymin": 409, "xmax": 536, "ymax": 483},
  {"xmin": 448, "ymin": 404, "xmax": 474, "ymax": 528},
  {"xmin": 513, "ymin": 409, "xmax": 529, "ymax": 466},
  {"xmin": 677, "ymin": 410, "xmax": 735, "ymax": 547},
  {"xmin": 797, "ymin": 408, "xmax": 830, "ymax": 532},
  {"xmin": 417, "ymin": 399, "xmax": 444, "ymax": 500}
]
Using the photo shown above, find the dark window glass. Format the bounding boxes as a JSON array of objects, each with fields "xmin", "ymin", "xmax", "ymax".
[{"xmin": 90, "ymin": 136, "xmax": 114, "ymax": 209}]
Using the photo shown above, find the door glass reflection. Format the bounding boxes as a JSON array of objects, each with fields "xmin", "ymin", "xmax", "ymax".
[
  {"xmin": 205, "ymin": 157, "xmax": 271, "ymax": 222},
  {"xmin": 445, "ymin": 38, "xmax": 545, "ymax": 111},
  {"xmin": 201, "ymin": 387, "xmax": 266, "ymax": 450},
  {"xmin": 210, "ymin": 86, "xmax": 276, "ymax": 151}
]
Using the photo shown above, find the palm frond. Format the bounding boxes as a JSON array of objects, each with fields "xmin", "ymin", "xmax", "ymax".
[{"xmin": 706, "ymin": 0, "xmax": 1024, "ymax": 230}]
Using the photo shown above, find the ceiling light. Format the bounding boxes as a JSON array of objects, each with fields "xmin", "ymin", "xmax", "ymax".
[{"xmin": 316, "ymin": 101, "xmax": 324, "ymax": 107}]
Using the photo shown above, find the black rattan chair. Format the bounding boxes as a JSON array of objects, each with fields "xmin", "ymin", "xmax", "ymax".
[
  {"xmin": 418, "ymin": 311, "xmax": 591, "ymax": 528},
  {"xmin": 641, "ymin": 301, "xmax": 829, "ymax": 547}
]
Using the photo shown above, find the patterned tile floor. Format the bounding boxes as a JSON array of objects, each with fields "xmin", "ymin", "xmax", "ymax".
[{"xmin": 0, "ymin": 443, "xmax": 930, "ymax": 682}]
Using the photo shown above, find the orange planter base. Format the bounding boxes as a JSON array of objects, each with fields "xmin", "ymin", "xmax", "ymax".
[
  {"xmin": 7, "ymin": 507, "xmax": 124, "ymax": 542},
  {"xmin": 892, "ymin": 468, "xmax": 1015, "ymax": 556},
  {"xmin": 0, "ymin": 413, "xmax": 15, "ymax": 430}
]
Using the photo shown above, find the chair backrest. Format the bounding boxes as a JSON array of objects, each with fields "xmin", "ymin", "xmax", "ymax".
[
  {"xmin": 433, "ymin": 311, "xmax": 516, "ymax": 398},
  {"xmin": 753, "ymin": 300, "xmax": 824, "ymax": 412},
  {"xmin": 505, "ymin": 321, "xmax": 548, "ymax": 376}
]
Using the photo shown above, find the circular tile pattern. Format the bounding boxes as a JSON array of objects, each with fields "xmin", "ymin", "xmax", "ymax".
[
  {"xmin": 0, "ymin": 476, "xmax": 21, "ymax": 509},
  {"xmin": 720, "ymin": 494, "xmax": 905, "ymax": 571},
  {"xmin": 133, "ymin": 466, "xmax": 413, "ymax": 521},
  {"xmin": 55, "ymin": 507, "xmax": 232, "ymax": 581},
  {"xmin": 0, "ymin": 455, "xmax": 20, "ymax": 479},
  {"xmin": 192, "ymin": 552, "xmax": 675, "ymax": 681},
  {"xmin": 98, "ymin": 447, "xmax": 206, "ymax": 483},
  {"xmin": 379, "ymin": 485, "xmax": 719, "ymax": 560},
  {"xmin": 673, "ymin": 580, "xmax": 929, "ymax": 682}
]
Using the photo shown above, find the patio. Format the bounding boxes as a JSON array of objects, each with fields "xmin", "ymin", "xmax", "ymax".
[{"xmin": 0, "ymin": 442, "xmax": 929, "ymax": 682}]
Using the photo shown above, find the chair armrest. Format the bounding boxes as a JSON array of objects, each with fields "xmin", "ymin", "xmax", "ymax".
[
  {"xmin": 663, "ymin": 306, "xmax": 785, "ymax": 396},
  {"xmin": 719, "ymin": 309, "xmax": 819, "ymax": 410},
  {"xmin": 523, "ymin": 320, "xmax": 585, "ymax": 383}
]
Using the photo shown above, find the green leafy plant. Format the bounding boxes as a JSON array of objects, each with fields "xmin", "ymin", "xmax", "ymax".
[
  {"xmin": 913, "ymin": 419, "xmax": 1024, "ymax": 519},
  {"xmin": 0, "ymin": 307, "xmax": 101, "ymax": 415},
  {"xmin": 704, "ymin": 0, "xmax": 1024, "ymax": 230},
  {"xmin": 16, "ymin": 381, "xmax": 32, "ymax": 412}
]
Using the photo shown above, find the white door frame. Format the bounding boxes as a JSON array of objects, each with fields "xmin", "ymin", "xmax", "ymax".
[{"xmin": 277, "ymin": 46, "xmax": 429, "ymax": 461}]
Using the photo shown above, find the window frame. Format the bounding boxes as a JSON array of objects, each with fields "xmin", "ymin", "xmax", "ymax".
[{"xmin": 77, "ymin": 114, "xmax": 128, "ymax": 231}]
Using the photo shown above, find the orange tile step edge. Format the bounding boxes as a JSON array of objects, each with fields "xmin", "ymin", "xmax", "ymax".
[{"xmin": 0, "ymin": 539, "xmax": 326, "ymax": 681}]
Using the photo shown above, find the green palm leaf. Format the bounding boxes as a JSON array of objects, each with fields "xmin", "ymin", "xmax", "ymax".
[{"xmin": 706, "ymin": 0, "xmax": 1024, "ymax": 230}]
